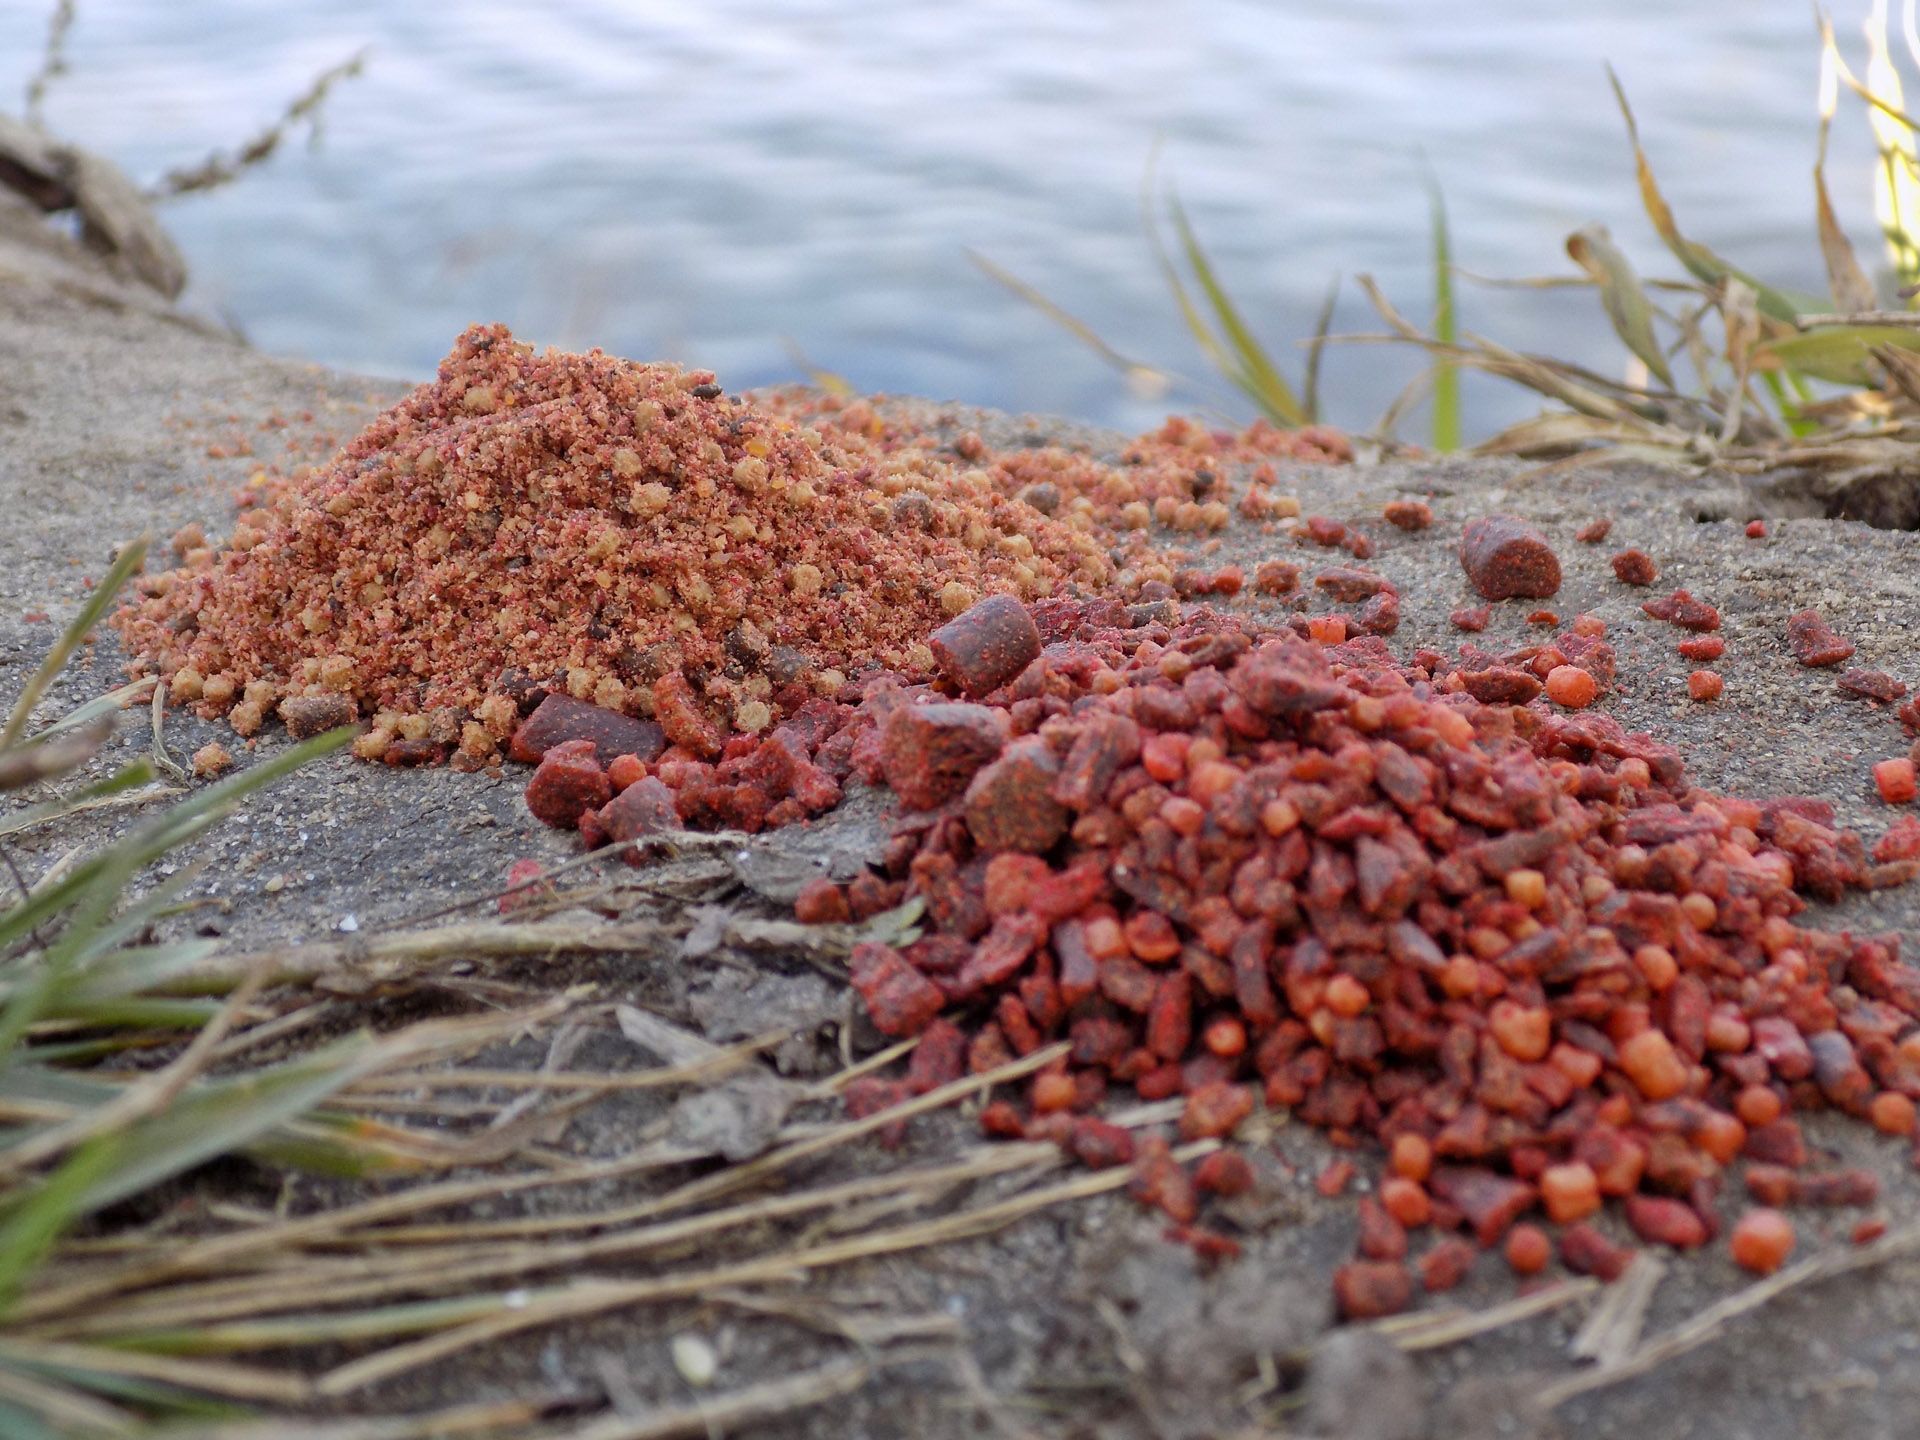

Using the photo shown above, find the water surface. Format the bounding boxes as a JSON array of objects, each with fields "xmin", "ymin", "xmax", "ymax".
[{"xmin": 3, "ymin": 1, "xmax": 1887, "ymax": 438}]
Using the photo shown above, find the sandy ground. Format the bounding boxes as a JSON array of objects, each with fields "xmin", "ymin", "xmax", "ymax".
[{"xmin": 8, "ymin": 203, "xmax": 1920, "ymax": 1439}]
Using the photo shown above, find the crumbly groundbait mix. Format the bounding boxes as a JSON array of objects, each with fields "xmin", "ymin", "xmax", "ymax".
[{"xmin": 114, "ymin": 324, "xmax": 1333, "ymax": 767}]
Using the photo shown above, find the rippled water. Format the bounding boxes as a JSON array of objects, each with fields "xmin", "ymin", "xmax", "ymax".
[{"xmin": 2, "ymin": 1, "xmax": 1890, "ymax": 437}]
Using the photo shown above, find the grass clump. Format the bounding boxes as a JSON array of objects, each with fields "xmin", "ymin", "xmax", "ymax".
[{"xmin": 978, "ymin": 8, "xmax": 1920, "ymax": 489}]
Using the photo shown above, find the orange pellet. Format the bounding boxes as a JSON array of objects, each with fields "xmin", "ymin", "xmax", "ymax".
[
  {"xmin": 1032, "ymin": 1072, "xmax": 1077, "ymax": 1113},
  {"xmin": 1619, "ymin": 1029, "xmax": 1689, "ymax": 1100},
  {"xmin": 1489, "ymin": 1000, "xmax": 1552, "ymax": 1062},
  {"xmin": 1202, "ymin": 1015, "xmax": 1248, "ymax": 1058},
  {"xmin": 1379, "ymin": 1177, "xmax": 1432, "ymax": 1228},
  {"xmin": 1389, "ymin": 1132, "xmax": 1433, "ymax": 1183},
  {"xmin": 1504, "ymin": 1223, "xmax": 1552, "ymax": 1276},
  {"xmin": 1870, "ymin": 1090, "xmax": 1917, "ymax": 1136},
  {"xmin": 1306, "ymin": 615, "xmax": 1347, "ymax": 645},
  {"xmin": 1504, "ymin": 868, "xmax": 1548, "ymax": 909},
  {"xmin": 1729, "ymin": 1209, "xmax": 1795, "ymax": 1275},
  {"xmin": 1694, "ymin": 1111, "xmax": 1747, "ymax": 1165},
  {"xmin": 1875, "ymin": 758, "xmax": 1918, "ymax": 804},
  {"xmin": 606, "ymin": 753, "xmax": 648, "ymax": 791},
  {"xmin": 1687, "ymin": 669, "xmax": 1723, "ymax": 702},
  {"xmin": 1544, "ymin": 665, "xmax": 1597, "ymax": 708},
  {"xmin": 1539, "ymin": 1161, "xmax": 1601, "ymax": 1223},
  {"xmin": 1634, "ymin": 944, "xmax": 1678, "ymax": 991},
  {"xmin": 1324, "ymin": 974, "xmax": 1372, "ymax": 1018},
  {"xmin": 1743, "ymin": 1090, "xmax": 1781, "ymax": 1136}
]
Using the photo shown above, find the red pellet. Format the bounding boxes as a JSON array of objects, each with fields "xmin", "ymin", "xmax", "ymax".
[
  {"xmin": 1786, "ymin": 609, "xmax": 1855, "ymax": 667},
  {"xmin": 1677, "ymin": 635, "xmax": 1724, "ymax": 661},
  {"xmin": 1333, "ymin": 1261, "xmax": 1413, "ymax": 1318},
  {"xmin": 1460, "ymin": 514, "xmax": 1562, "ymax": 600},
  {"xmin": 1575, "ymin": 517, "xmax": 1613, "ymax": 544},
  {"xmin": 1449, "ymin": 605, "xmax": 1491, "ymax": 632},
  {"xmin": 1315, "ymin": 1159, "xmax": 1356, "ymax": 1198},
  {"xmin": 1838, "ymin": 669, "xmax": 1908, "ymax": 702},
  {"xmin": 1194, "ymin": 1150, "xmax": 1257, "ymax": 1197},
  {"xmin": 1642, "ymin": 589, "xmax": 1720, "ymax": 631},
  {"xmin": 1745, "ymin": 519, "xmax": 1768, "ymax": 538},
  {"xmin": 1383, "ymin": 498, "xmax": 1434, "ymax": 530},
  {"xmin": 1687, "ymin": 670, "xmax": 1724, "ymax": 702},
  {"xmin": 1611, "ymin": 548, "xmax": 1658, "ymax": 585},
  {"xmin": 1416, "ymin": 1238, "xmax": 1477, "ymax": 1293},
  {"xmin": 1504, "ymin": 1223, "xmax": 1552, "ymax": 1276}
]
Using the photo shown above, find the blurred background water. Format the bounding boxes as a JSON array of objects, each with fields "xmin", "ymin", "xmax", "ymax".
[{"xmin": 0, "ymin": 1, "xmax": 1894, "ymax": 439}]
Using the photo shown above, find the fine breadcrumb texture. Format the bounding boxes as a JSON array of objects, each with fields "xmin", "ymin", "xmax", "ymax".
[{"xmin": 114, "ymin": 324, "xmax": 1331, "ymax": 763}]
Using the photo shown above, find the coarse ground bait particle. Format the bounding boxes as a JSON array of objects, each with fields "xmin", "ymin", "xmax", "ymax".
[
  {"xmin": 1786, "ymin": 610, "xmax": 1856, "ymax": 668},
  {"xmin": 115, "ymin": 325, "xmax": 1336, "ymax": 765}
]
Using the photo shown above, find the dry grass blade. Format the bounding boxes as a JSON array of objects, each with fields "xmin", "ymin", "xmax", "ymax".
[
  {"xmin": 1607, "ymin": 66, "xmax": 1801, "ymax": 324},
  {"xmin": 309, "ymin": 1143, "xmax": 1212, "ymax": 1395},
  {"xmin": 967, "ymin": 249, "xmax": 1172, "ymax": 398},
  {"xmin": 0, "ymin": 720, "xmax": 111, "ymax": 793},
  {"xmin": 1538, "ymin": 1221, "xmax": 1920, "ymax": 1409},
  {"xmin": 0, "ymin": 1337, "xmax": 306, "ymax": 1403},
  {"xmin": 1367, "ymin": 1278, "xmax": 1598, "ymax": 1351},
  {"xmin": 37, "ymin": 1147, "xmax": 1058, "ymax": 1335},
  {"xmin": 21, "ymin": 0, "xmax": 76, "ymax": 128},
  {"xmin": 525, "ymin": 1355, "xmax": 873, "ymax": 1440},
  {"xmin": 152, "ymin": 49, "xmax": 370, "ymax": 199},
  {"xmin": 170, "ymin": 1397, "xmax": 567, "ymax": 1440},
  {"xmin": 1569, "ymin": 1252, "xmax": 1665, "ymax": 1367}
]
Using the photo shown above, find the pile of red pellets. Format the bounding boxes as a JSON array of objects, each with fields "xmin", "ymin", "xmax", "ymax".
[
  {"xmin": 512, "ymin": 569, "xmax": 1920, "ymax": 1314},
  {"xmin": 123, "ymin": 321, "xmax": 1920, "ymax": 1318}
]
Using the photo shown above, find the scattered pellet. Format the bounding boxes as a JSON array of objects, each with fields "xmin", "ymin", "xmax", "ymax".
[{"xmin": 1459, "ymin": 514, "xmax": 1562, "ymax": 600}]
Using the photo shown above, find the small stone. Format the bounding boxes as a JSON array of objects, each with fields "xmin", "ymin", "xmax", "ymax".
[
  {"xmin": 507, "ymin": 693, "xmax": 667, "ymax": 767},
  {"xmin": 670, "ymin": 1334, "xmax": 718, "ymax": 1388},
  {"xmin": 1459, "ymin": 514, "xmax": 1561, "ymax": 600},
  {"xmin": 930, "ymin": 594, "xmax": 1042, "ymax": 698}
]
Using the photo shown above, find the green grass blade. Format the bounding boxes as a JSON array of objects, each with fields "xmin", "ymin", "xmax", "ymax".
[
  {"xmin": 1566, "ymin": 224, "xmax": 1677, "ymax": 388},
  {"xmin": 0, "ymin": 538, "xmax": 149, "ymax": 752},
  {"xmin": 26, "ymin": 680, "xmax": 155, "ymax": 746},
  {"xmin": 1607, "ymin": 66, "xmax": 1804, "ymax": 325},
  {"xmin": 1429, "ymin": 176, "xmax": 1461, "ymax": 451},
  {"xmin": 0, "ymin": 1136, "xmax": 120, "ymax": 1305},
  {"xmin": 1760, "ymin": 324, "xmax": 1920, "ymax": 385},
  {"xmin": 57, "ymin": 1035, "xmax": 376, "ymax": 1217},
  {"xmin": 1302, "ymin": 274, "xmax": 1340, "ymax": 426},
  {"xmin": 1165, "ymin": 193, "xmax": 1307, "ymax": 425},
  {"xmin": 966, "ymin": 249, "xmax": 1170, "ymax": 395}
]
